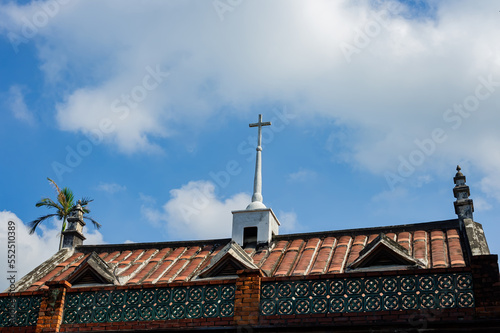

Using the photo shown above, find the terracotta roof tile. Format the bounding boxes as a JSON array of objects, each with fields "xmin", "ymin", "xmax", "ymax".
[
  {"xmin": 156, "ymin": 247, "xmax": 195, "ymax": 283},
  {"xmin": 413, "ymin": 230, "xmax": 428, "ymax": 266},
  {"xmin": 157, "ymin": 255, "xmax": 192, "ymax": 282},
  {"xmin": 71, "ymin": 253, "xmax": 90, "ymax": 267},
  {"xmin": 367, "ymin": 234, "xmax": 379, "ymax": 243},
  {"xmin": 173, "ymin": 245, "xmax": 213, "ymax": 282},
  {"xmin": 59, "ymin": 253, "xmax": 85, "ymax": 266},
  {"xmin": 149, "ymin": 248, "xmax": 172, "ymax": 261},
  {"xmin": 135, "ymin": 249, "xmax": 157, "ymax": 263},
  {"xmin": 397, "ymin": 232, "xmax": 412, "ymax": 254},
  {"xmin": 244, "ymin": 248, "xmax": 254, "ymax": 255},
  {"xmin": 19, "ymin": 221, "xmax": 470, "ymax": 290},
  {"xmin": 346, "ymin": 235, "xmax": 367, "ymax": 265},
  {"xmin": 309, "ymin": 237, "xmax": 336, "ymax": 274},
  {"xmin": 291, "ymin": 238, "xmax": 320, "ymax": 276},
  {"xmin": 54, "ymin": 267, "xmax": 76, "ymax": 281},
  {"xmin": 386, "ymin": 233, "xmax": 397, "ymax": 241},
  {"xmin": 260, "ymin": 240, "xmax": 288, "ymax": 275},
  {"xmin": 251, "ymin": 249, "xmax": 269, "ymax": 265},
  {"xmin": 430, "ymin": 230, "xmax": 448, "ymax": 268},
  {"xmin": 118, "ymin": 264, "xmax": 139, "ymax": 277},
  {"xmin": 110, "ymin": 250, "xmax": 132, "ymax": 264},
  {"xmin": 328, "ymin": 236, "xmax": 352, "ymax": 273},
  {"xmin": 274, "ymin": 240, "xmax": 304, "ymax": 276},
  {"xmin": 447, "ymin": 229, "xmax": 465, "ymax": 267},
  {"xmin": 103, "ymin": 251, "xmax": 120, "ymax": 262},
  {"xmin": 127, "ymin": 261, "xmax": 157, "ymax": 284},
  {"xmin": 142, "ymin": 260, "xmax": 175, "ymax": 284},
  {"xmin": 141, "ymin": 247, "xmax": 187, "ymax": 283},
  {"xmin": 34, "ymin": 266, "xmax": 65, "ymax": 284},
  {"xmin": 172, "ymin": 258, "xmax": 205, "ymax": 282},
  {"xmin": 120, "ymin": 249, "xmax": 144, "ymax": 264}
]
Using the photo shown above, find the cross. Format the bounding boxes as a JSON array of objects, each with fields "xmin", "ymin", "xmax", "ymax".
[
  {"xmin": 249, "ymin": 114, "xmax": 272, "ymax": 149},
  {"xmin": 247, "ymin": 114, "xmax": 271, "ymax": 210}
]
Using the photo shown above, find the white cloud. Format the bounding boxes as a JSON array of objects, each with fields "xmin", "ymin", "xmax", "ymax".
[
  {"xmin": 96, "ymin": 182, "xmax": 126, "ymax": 194},
  {"xmin": 5, "ymin": 85, "xmax": 34, "ymax": 124},
  {"xmin": 0, "ymin": 211, "xmax": 104, "ymax": 291},
  {"xmin": 143, "ymin": 180, "xmax": 299, "ymax": 241},
  {"xmin": 2, "ymin": 0, "xmax": 500, "ymax": 198},
  {"xmin": 287, "ymin": 169, "xmax": 317, "ymax": 183},
  {"xmin": 474, "ymin": 197, "xmax": 492, "ymax": 212},
  {"xmin": 144, "ymin": 180, "xmax": 250, "ymax": 240},
  {"xmin": 278, "ymin": 211, "xmax": 299, "ymax": 234}
]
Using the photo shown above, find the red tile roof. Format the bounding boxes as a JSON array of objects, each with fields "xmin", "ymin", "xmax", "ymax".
[{"xmin": 22, "ymin": 220, "xmax": 467, "ymax": 291}]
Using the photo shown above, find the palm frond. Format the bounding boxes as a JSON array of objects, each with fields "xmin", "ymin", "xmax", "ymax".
[
  {"xmin": 35, "ymin": 198, "xmax": 61, "ymax": 210},
  {"xmin": 31, "ymin": 178, "xmax": 102, "ymax": 246},
  {"xmin": 79, "ymin": 197, "xmax": 94, "ymax": 214},
  {"xmin": 47, "ymin": 177, "xmax": 71, "ymax": 213},
  {"xmin": 79, "ymin": 197, "xmax": 94, "ymax": 206},
  {"xmin": 61, "ymin": 187, "xmax": 75, "ymax": 209},
  {"xmin": 83, "ymin": 215, "xmax": 102, "ymax": 229},
  {"xmin": 47, "ymin": 177, "xmax": 62, "ymax": 196},
  {"xmin": 28, "ymin": 213, "xmax": 58, "ymax": 234}
]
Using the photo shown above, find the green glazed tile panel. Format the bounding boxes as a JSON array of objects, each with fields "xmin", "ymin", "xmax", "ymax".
[
  {"xmin": 260, "ymin": 273, "xmax": 474, "ymax": 316},
  {"xmin": 62, "ymin": 284, "xmax": 236, "ymax": 324},
  {"xmin": 0, "ymin": 296, "xmax": 42, "ymax": 327}
]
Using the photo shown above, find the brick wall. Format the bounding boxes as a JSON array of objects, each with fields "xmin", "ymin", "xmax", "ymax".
[
  {"xmin": 471, "ymin": 254, "xmax": 500, "ymax": 320},
  {"xmin": 35, "ymin": 281, "xmax": 71, "ymax": 333},
  {"xmin": 234, "ymin": 269, "xmax": 264, "ymax": 326}
]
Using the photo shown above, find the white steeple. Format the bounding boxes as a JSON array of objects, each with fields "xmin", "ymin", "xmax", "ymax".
[
  {"xmin": 247, "ymin": 114, "xmax": 271, "ymax": 210},
  {"xmin": 231, "ymin": 114, "xmax": 280, "ymax": 247}
]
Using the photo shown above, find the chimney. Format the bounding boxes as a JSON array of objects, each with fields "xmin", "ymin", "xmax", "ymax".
[{"xmin": 61, "ymin": 202, "xmax": 86, "ymax": 249}]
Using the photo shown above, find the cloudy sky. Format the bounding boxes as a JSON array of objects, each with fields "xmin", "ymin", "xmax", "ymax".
[{"xmin": 1, "ymin": 0, "xmax": 499, "ymax": 291}]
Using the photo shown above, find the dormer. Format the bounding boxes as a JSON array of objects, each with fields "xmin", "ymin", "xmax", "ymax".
[
  {"xmin": 67, "ymin": 252, "xmax": 118, "ymax": 287},
  {"xmin": 347, "ymin": 233, "xmax": 425, "ymax": 271},
  {"xmin": 198, "ymin": 241, "xmax": 261, "ymax": 279}
]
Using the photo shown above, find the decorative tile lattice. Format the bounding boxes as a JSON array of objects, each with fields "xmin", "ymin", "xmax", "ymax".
[
  {"xmin": 260, "ymin": 273, "xmax": 474, "ymax": 316},
  {"xmin": 62, "ymin": 284, "xmax": 235, "ymax": 324},
  {"xmin": 0, "ymin": 296, "xmax": 41, "ymax": 327}
]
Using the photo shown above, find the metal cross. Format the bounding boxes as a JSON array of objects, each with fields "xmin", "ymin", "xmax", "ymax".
[{"xmin": 247, "ymin": 114, "xmax": 271, "ymax": 209}]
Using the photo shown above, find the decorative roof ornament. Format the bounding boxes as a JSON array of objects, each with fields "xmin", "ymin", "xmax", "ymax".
[
  {"xmin": 246, "ymin": 114, "xmax": 271, "ymax": 210},
  {"xmin": 455, "ymin": 165, "xmax": 465, "ymax": 181},
  {"xmin": 453, "ymin": 165, "xmax": 473, "ymax": 220}
]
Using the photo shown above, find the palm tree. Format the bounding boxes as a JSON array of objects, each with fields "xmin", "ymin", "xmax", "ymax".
[{"xmin": 29, "ymin": 178, "xmax": 101, "ymax": 250}]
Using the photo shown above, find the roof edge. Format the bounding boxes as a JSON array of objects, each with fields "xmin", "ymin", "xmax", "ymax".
[
  {"xmin": 76, "ymin": 238, "xmax": 232, "ymax": 253},
  {"xmin": 274, "ymin": 219, "xmax": 460, "ymax": 241},
  {"xmin": 5, "ymin": 248, "xmax": 73, "ymax": 293}
]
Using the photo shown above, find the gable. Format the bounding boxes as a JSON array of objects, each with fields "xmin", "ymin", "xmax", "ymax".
[
  {"xmin": 348, "ymin": 233, "xmax": 425, "ymax": 271},
  {"xmin": 69, "ymin": 267, "xmax": 111, "ymax": 286},
  {"xmin": 198, "ymin": 241, "xmax": 260, "ymax": 279},
  {"xmin": 67, "ymin": 252, "xmax": 117, "ymax": 287}
]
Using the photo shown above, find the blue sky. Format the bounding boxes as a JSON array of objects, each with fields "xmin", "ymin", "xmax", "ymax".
[{"xmin": 1, "ymin": 0, "xmax": 500, "ymax": 291}]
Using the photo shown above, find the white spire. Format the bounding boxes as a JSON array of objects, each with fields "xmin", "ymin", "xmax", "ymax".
[{"xmin": 247, "ymin": 114, "xmax": 271, "ymax": 210}]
